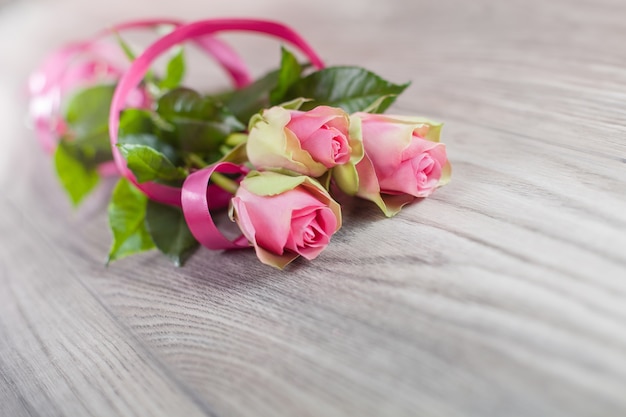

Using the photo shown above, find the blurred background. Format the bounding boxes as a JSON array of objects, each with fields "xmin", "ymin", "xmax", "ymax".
[
  {"xmin": 4, "ymin": 0, "xmax": 624, "ymax": 190},
  {"xmin": 1, "ymin": 0, "xmax": 424, "ymax": 183}
]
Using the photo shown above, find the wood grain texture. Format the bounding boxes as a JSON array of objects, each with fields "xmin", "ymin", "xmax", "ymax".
[{"xmin": 1, "ymin": 0, "xmax": 625, "ymax": 416}]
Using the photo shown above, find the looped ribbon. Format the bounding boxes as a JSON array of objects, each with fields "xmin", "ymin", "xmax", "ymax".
[
  {"xmin": 109, "ymin": 18, "xmax": 326, "ymax": 207},
  {"xmin": 29, "ymin": 18, "xmax": 252, "ymax": 175},
  {"xmin": 182, "ymin": 162, "xmax": 250, "ymax": 250},
  {"xmin": 105, "ymin": 18, "xmax": 325, "ymax": 250}
]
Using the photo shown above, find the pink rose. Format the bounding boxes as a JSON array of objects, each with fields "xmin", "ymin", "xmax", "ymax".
[
  {"xmin": 230, "ymin": 171, "xmax": 342, "ymax": 268},
  {"xmin": 247, "ymin": 105, "xmax": 354, "ymax": 177},
  {"xmin": 350, "ymin": 113, "xmax": 451, "ymax": 216}
]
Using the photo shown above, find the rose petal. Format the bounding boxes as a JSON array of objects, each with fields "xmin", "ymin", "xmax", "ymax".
[
  {"xmin": 356, "ymin": 115, "xmax": 415, "ymax": 175},
  {"xmin": 234, "ymin": 186, "xmax": 292, "ymax": 255},
  {"xmin": 401, "ymin": 136, "xmax": 443, "ymax": 160},
  {"xmin": 247, "ymin": 107, "xmax": 326, "ymax": 176},
  {"xmin": 232, "ymin": 172, "xmax": 341, "ymax": 267},
  {"xmin": 230, "ymin": 195, "xmax": 257, "ymax": 245},
  {"xmin": 292, "ymin": 207, "xmax": 336, "ymax": 260},
  {"xmin": 354, "ymin": 154, "xmax": 397, "ymax": 216},
  {"xmin": 288, "ymin": 209, "xmax": 318, "ymax": 248},
  {"xmin": 254, "ymin": 245, "xmax": 300, "ymax": 269},
  {"xmin": 235, "ymin": 183, "xmax": 329, "ymax": 256},
  {"xmin": 300, "ymin": 126, "xmax": 351, "ymax": 167},
  {"xmin": 287, "ymin": 106, "xmax": 349, "ymax": 140},
  {"xmin": 380, "ymin": 194, "xmax": 417, "ymax": 215},
  {"xmin": 351, "ymin": 113, "xmax": 450, "ymax": 216},
  {"xmin": 379, "ymin": 159, "xmax": 419, "ymax": 195}
]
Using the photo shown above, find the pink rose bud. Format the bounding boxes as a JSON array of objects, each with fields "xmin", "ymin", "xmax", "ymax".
[
  {"xmin": 351, "ymin": 113, "xmax": 451, "ymax": 217},
  {"xmin": 247, "ymin": 105, "xmax": 353, "ymax": 177},
  {"xmin": 230, "ymin": 171, "xmax": 342, "ymax": 269}
]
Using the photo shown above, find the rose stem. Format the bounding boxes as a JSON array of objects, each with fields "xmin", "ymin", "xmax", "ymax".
[
  {"xmin": 186, "ymin": 153, "xmax": 208, "ymax": 169},
  {"xmin": 185, "ymin": 153, "xmax": 239, "ymax": 195},
  {"xmin": 210, "ymin": 173, "xmax": 239, "ymax": 195}
]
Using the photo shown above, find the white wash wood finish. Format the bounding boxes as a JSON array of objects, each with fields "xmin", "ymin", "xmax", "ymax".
[{"xmin": 1, "ymin": 0, "xmax": 625, "ymax": 416}]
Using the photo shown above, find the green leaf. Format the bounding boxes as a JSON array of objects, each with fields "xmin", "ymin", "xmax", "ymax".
[
  {"xmin": 145, "ymin": 201, "xmax": 199, "ymax": 266},
  {"xmin": 361, "ymin": 94, "xmax": 398, "ymax": 113},
  {"xmin": 156, "ymin": 88, "xmax": 245, "ymax": 155},
  {"xmin": 158, "ymin": 88, "xmax": 244, "ymax": 127},
  {"xmin": 119, "ymin": 132, "xmax": 179, "ymax": 162},
  {"xmin": 107, "ymin": 178, "xmax": 155, "ymax": 263},
  {"xmin": 118, "ymin": 144, "xmax": 187, "ymax": 183},
  {"xmin": 157, "ymin": 47, "xmax": 186, "ymax": 90},
  {"xmin": 158, "ymin": 87, "xmax": 204, "ymax": 118},
  {"xmin": 118, "ymin": 109, "xmax": 179, "ymax": 163},
  {"xmin": 174, "ymin": 119, "xmax": 233, "ymax": 153},
  {"xmin": 54, "ymin": 141, "xmax": 100, "ymax": 206},
  {"xmin": 285, "ymin": 66, "xmax": 409, "ymax": 113},
  {"xmin": 118, "ymin": 108, "xmax": 174, "ymax": 136},
  {"xmin": 61, "ymin": 130, "xmax": 114, "ymax": 168},
  {"xmin": 219, "ymin": 69, "xmax": 280, "ymax": 123},
  {"xmin": 62, "ymin": 84, "xmax": 117, "ymax": 168},
  {"xmin": 65, "ymin": 84, "xmax": 116, "ymax": 137},
  {"xmin": 270, "ymin": 47, "xmax": 302, "ymax": 105},
  {"xmin": 114, "ymin": 32, "xmax": 137, "ymax": 62},
  {"xmin": 157, "ymin": 87, "xmax": 216, "ymax": 119},
  {"xmin": 277, "ymin": 97, "xmax": 311, "ymax": 110}
]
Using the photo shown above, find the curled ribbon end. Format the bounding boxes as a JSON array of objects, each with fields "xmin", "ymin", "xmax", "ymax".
[{"xmin": 181, "ymin": 162, "xmax": 250, "ymax": 251}]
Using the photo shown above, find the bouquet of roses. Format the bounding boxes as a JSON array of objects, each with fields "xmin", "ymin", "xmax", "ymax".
[{"xmin": 30, "ymin": 18, "xmax": 450, "ymax": 269}]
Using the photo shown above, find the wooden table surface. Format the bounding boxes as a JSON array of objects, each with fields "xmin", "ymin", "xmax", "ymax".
[{"xmin": 1, "ymin": 0, "xmax": 625, "ymax": 416}]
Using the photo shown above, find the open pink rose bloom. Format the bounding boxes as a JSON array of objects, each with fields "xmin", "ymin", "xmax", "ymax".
[
  {"xmin": 230, "ymin": 172, "xmax": 342, "ymax": 269},
  {"xmin": 351, "ymin": 113, "xmax": 451, "ymax": 217}
]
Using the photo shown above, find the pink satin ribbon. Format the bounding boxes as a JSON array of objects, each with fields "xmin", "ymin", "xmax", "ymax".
[
  {"xmin": 108, "ymin": 18, "xmax": 326, "ymax": 250},
  {"xmin": 29, "ymin": 40, "xmax": 125, "ymax": 153},
  {"xmin": 30, "ymin": 18, "xmax": 252, "ymax": 161},
  {"xmin": 109, "ymin": 18, "xmax": 326, "ymax": 207},
  {"xmin": 182, "ymin": 162, "xmax": 250, "ymax": 250}
]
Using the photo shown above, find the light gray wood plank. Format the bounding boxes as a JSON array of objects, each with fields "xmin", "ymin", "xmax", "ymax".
[
  {"xmin": 0, "ymin": 198, "xmax": 214, "ymax": 417},
  {"xmin": 5, "ymin": 119, "xmax": 625, "ymax": 416}
]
